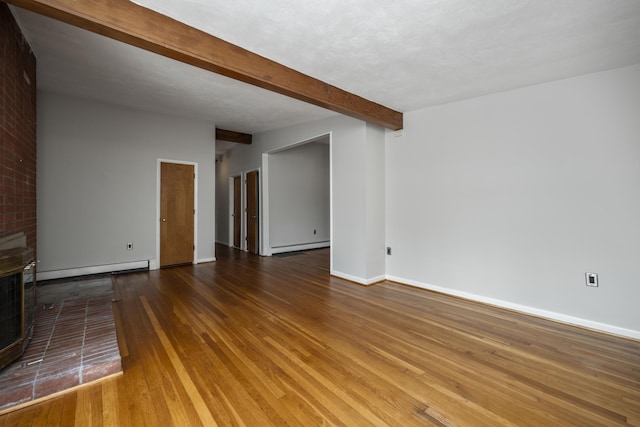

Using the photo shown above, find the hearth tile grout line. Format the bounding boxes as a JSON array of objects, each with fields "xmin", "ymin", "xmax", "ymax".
[
  {"xmin": 32, "ymin": 300, "xmax": 65, "ymax": 399},
  {"xmin": 79, "ymin": 299, "xmax": 89, "ymax": 384}
]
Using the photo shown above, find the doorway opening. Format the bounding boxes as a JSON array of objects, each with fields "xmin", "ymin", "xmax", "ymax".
[
  {"xmin": 246, "ymin": 169, "xmax": 260, "ymax": 255},
  {"xmin": 262, "ymin": 133, "xmax": 331, "ymax": 265},
  {"xmin": 228, "ymin": 169, "xmax": 260, "ymax": 254},
  {"xmin": 229, "ymin": 175, "xmax": 242, "ymax": 249}
]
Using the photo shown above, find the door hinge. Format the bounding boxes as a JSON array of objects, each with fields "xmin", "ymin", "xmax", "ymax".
[{"xmin": 193, "ymin": 209, "xmax": 195, "ymax": 215}]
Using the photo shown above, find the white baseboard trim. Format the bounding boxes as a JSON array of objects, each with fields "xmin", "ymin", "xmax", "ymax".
[
  {"xmin": 386, "ymin": 275, "xmax": 640, "ymax": 341},
  {"xmin": 365, "ymin": 274, "xmax": 387, "ymax": 285},
  {"xmin": 197, "ymin": 257, "xmax": 216, "ymax": 264},
  {"xmin": 271, "ymin": 241, "xmax": 330, "ymax": 254},
  {"xmin": 331, "ymin": 270, "xmax": 385, "ymax": 286},
  {"xmin": 37, "ymin": 260, "xmax": 150, "ymax": 281}
]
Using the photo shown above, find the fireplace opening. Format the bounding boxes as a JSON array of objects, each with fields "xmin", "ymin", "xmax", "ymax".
[
  {"xmin": 0, "ymin": 247, "xmax": 35, "ymax": 371},
  {"xmin": 0, "ymin": 272, "xmax": 22, "ymax": 349}
]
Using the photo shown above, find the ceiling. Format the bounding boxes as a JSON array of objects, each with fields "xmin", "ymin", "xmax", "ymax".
[{"xmin": 10, "ymin": 1, "xmax": 640, "ymax": 154}]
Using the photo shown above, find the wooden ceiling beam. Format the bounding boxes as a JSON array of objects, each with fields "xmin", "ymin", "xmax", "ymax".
[
  {"xmin": 216, "ymin": 128, "xmax": 252, "ymax": 145},
  {"xmin": 6, "ymin": 0, "xmax": 404, "ymax": 130}
]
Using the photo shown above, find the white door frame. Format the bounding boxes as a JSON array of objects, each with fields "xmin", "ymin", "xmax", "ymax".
[
  {"xmin": 154, "ymin": 159, "xmax": 198, "ymax": 269},
  {"xmin": 261, "ymin": 155, "xmax": 270, "ymax": 256},
  {"xmin": 228, "ymin": 174, "xmax": 243, "ymax": 248}
]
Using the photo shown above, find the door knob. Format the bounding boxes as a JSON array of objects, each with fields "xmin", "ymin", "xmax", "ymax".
[{"xmin": 161, "ymin": 218, "xmax": 166, "ymax": 222}]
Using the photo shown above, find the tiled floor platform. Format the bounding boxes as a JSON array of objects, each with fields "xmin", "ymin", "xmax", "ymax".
[{"xmin": 0, "ymin": 277, "xmax": 122, "ymax": 411}]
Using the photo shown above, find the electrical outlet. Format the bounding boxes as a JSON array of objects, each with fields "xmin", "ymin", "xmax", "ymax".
[
  {"xmin": 585, "ymin": 272, "xmax": 598, "ymax": 287},
  {"xmin": 127, "ymin": 242, "xmax": 133, "ymax": 250},
  {"xmin": 386, "ymin": 247, "xmax": 392, "ymax": 255}
]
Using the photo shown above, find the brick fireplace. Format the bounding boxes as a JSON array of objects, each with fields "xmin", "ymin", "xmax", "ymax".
[
  {"xmin": 0, "ymin": 3, "xmax": 38, "ymax": 257},
  {"xmin": 0, "ymin": 3, "xmax": 37, "ymax": 372},
  {"xmin": 1, "ymin": 2, "xmax": 38, "ymax": 373}
]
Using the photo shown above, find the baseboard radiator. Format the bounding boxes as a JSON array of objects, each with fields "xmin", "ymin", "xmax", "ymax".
[{"xmin": 36, "ymin": 260, "xmax": 150, "ymax": 282}]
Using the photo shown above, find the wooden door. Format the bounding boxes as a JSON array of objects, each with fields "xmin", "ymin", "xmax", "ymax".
[
  {"xmin": 233, "ymin": 176, "xmax": 241, "ymax": 248},
  {"xmin": 246, "ymin": 170, "xmax": 259, "ymax": 254},
  {"xmin": 160, "ymin": 162, "xmax": 194, "ymax": 267}
]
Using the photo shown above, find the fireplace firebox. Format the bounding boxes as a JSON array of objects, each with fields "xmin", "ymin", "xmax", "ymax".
[{"xmin": 0, "ymin": 247, "xmax": 35, "ymax": 371}]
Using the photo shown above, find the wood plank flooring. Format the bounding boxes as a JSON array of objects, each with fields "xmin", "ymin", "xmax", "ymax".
[{"xmin": 1, "ymin": 245, "xmax": 639, "ymax": 426}]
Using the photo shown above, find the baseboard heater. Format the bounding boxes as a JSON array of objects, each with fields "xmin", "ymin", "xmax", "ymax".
[
  {"xmin": 271, "ymin": 241, "xmax": 330, "ymax": 254},
  {"xmin": 36, "ymin": 260, "xmax": 150, "ymax": 282}
]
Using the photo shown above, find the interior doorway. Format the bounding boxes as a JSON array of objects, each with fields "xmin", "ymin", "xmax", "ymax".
[
  {"xmin": 232, "ymin": 175, "xmax": 242, "ymax": 248},
  {"xmin": 262, "ymin": 134, "xmax": 330, "ymax": 259},
  {"xmin": 246, "ymin": 170, "xmax": 259, "ymax": 254}
]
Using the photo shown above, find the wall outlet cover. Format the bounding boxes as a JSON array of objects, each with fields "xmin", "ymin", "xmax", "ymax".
[{"xmin": 585, "ymin": 272, "xmax": 598, "ymax": 287}]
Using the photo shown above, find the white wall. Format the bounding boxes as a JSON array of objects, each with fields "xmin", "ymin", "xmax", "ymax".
[
  {"xmin": 269, "ymin": 142, "xmax": 330, "ymax": 250},
  {"xmin": 386, "ymin": 64, "xmax": 640, "ymax": 337},
  {"xmin": 37, "ymin": 92, "xmax": 216, "ymax": 276}
]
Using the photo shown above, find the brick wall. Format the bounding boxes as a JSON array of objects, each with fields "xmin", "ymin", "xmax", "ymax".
[{"xmin": 0, "ymin": 4, "xmax": 37, "ymax": 255}]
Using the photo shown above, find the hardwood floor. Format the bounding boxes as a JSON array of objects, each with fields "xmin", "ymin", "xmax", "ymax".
[{"xmin": 1, "ymin": 245, "xmax": 638, "ymax": 426}]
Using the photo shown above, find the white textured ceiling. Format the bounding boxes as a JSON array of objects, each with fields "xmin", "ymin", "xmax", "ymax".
[{"xmin": 11, "ymin": 1, "xmax": 640, "ymax": 146}]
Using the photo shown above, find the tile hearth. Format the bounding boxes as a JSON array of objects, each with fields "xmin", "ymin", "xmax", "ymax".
[{"xmin": 0, "ymin": 277, "xmax": 122, "ymax": 412}]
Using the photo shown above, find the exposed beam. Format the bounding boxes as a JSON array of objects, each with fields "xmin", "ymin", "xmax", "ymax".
[
  {"xmin": 5, "ymin": 0, "xmax": 404, "ymax": 130},
  {"xmin": 216, "ymin": 128, "xmax": 252, "ymax": 145}
]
